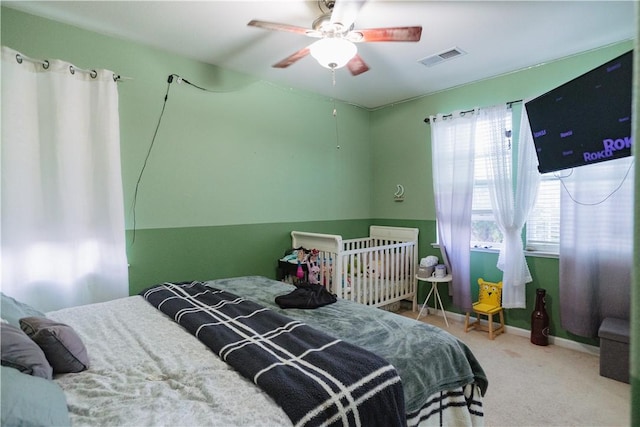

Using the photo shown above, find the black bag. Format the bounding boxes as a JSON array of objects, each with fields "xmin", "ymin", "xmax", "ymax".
[{"xmin": 275, "ymin": 282, "xmax": 337, "ymax": 309}]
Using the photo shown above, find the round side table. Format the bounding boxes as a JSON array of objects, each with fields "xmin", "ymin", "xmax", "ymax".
[{"xmin": 415, "ymin": 273, "xmax": 452, "ymax": 326}]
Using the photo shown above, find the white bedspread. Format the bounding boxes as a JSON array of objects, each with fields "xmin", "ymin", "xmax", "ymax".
[{"xmin": 48, "ymin": 296, "xmax": 291, "ymax": 427}]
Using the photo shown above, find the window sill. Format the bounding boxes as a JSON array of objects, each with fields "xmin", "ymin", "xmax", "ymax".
[
  {"xmin": 431, "ymin": 243, "xmax": 559, "ymax": 259},
  {"xmin": 523, "ymin": 249, "xmax": 559, "ymax": 259}
]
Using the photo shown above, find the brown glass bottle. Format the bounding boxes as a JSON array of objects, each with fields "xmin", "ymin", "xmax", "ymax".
[{"xmin": 531, "ymin": 288, "xmax": 550, "ymax": 346}]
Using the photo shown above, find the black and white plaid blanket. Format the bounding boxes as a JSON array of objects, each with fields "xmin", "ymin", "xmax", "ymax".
[{"xmin": 142, "ymin": 281, "xmax": 407, "ymax": 427}]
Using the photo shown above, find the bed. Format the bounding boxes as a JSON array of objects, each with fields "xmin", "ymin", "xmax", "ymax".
[
  {"xmin": 2, "ymin": 276, "xmax": 487, "ymax": 427},
  {"xmin": 288, "ymin": 226, "xmax": 419, "ymax": 310}
]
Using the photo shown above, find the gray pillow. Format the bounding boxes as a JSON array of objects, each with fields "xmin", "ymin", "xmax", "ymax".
[
  {"xmin": 0, "ymin": 323, "xmax": 53, "ymax": 379},
  {"xmin": 0, "ymin": 292, "xmax": 46, "ymax": 327},
  {"xmin": 20, "ymin": 317, "xmax": 90, "ymax": 374},
  {"xmin": 1, "ymin": 366, "xmax": 71, "ymax": 427}
]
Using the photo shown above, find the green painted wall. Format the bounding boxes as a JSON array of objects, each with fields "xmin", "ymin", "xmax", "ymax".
[
  {"xmin": 1, "ymin": 7, "xmax": 374, "ymax": 294},
  {"xmin": 125, "ymin": 219, "xmax": 371, "ymax": 295},
  {"xmin": 0, "ymin": 7, "xmax": 372, "ymax": 230},
  {"xmin": 371, "ymin": 42, "xmax": 634, "ymax": 221},
  {"xmin": 370, "ymin": 41, "xmax": 634, "ymax": 347}
]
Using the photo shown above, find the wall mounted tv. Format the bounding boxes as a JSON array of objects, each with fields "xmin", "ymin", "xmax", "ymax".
[{"xmin": 525, "ymin": 50, "xmax": 633, "ymax": 174}]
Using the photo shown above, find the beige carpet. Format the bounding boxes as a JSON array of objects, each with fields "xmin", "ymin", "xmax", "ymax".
[{"xmin": 397, "ymin": 309, "xmax": 630, "ymax": 427}]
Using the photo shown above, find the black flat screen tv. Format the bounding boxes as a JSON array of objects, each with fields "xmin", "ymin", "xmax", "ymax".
[{"xmin": 525, "ymin": 50, "xmax": 633, "ymax": 174}]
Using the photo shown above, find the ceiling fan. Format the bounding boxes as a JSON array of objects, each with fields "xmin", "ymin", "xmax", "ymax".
[{"xmin": 247, "ymin": 0, "xmax": 422, "ymax": 76}]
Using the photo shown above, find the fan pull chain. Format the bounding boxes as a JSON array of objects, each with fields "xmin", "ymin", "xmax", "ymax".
[
  {"xmin": 331, "ymin": 68, "xmax": 340, "ymax": 149},
  {"xmin": 333, "ymin": 104, "xmax": 340, "ymax": 149}
]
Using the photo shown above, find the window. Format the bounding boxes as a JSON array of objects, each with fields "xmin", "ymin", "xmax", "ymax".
[
  {"xmin": 470, "ymin": 108, "xmax": 560, "ymax": 255},
  {"xmin": 526, "ymin": 173, "xmax": 560, "ymax": 253},
  {"xmin": 470, "ymin": 110, "xmax": 512, "ymax": 249}
]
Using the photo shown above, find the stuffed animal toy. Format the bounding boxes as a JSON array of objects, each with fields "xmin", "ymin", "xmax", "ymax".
[
  {"xmin": 306, "ymin": 249, "xmax": 320, "ymax": 284},
  {"xmin": 296, "ymin": 248, "xmax": 306, "ymax": 279},
  {"xmin": 307, "ymin": 263, "xmax": 320, "ymax": 284}
]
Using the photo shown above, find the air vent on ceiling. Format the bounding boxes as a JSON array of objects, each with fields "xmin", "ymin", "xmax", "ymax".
[{"xmin": 419, "ymin": 47, "xmax": 466, "ymax": 67}]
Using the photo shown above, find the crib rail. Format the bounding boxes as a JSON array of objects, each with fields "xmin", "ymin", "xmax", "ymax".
[
  {"xmin": 289, "ymin": 227, "xmax": 418, "ymax": 309},
  {"xmin": 335, "ymin": 240, "xmax": 417, "ymax": 307}
]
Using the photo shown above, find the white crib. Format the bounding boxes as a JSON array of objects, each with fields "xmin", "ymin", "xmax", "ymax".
[{"xmin": 290, "ymin": 226, "xmax": 419, "ymax": 310}]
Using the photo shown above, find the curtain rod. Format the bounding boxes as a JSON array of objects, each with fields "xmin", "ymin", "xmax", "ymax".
[
  {"xmin": 14, "ymin": 53, "xmax": 131, "ymax": 82},
  {"xmin": 423, "ymin": 99, "xmax": 523, "ymax": 124}
]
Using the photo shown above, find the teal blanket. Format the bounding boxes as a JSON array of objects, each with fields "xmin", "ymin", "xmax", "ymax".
[{"xmin": 207, "ymin": 276, "xmax": 488, "ymax": 416}]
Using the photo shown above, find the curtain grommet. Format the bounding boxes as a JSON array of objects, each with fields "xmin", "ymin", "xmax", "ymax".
[
  {"xmin": 69, "ymin": 65, "xmax": 75, "ymax": 75},
  {"xmin": 15, "ymin": 54, "xmax": 23, "ymax": 64},
  {"xmin": 90, "ymin": 70, "xmax": 98, "ymax": 79}
]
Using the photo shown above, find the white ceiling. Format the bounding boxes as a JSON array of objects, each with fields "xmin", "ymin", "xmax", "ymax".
[{"xmin": 4, "ymin": 0, "xmax": 637, "ymax": 109}]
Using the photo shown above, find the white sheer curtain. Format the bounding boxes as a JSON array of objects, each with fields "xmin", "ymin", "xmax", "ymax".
[
  {"xmin": 559, "ymin": 156, "xmax": 634, "ymax": 337},
  {"xmin": 430, "ymin": 110, "xmax": 477, "ymax": 311},
  {"xmin": 1, "ymin": 46, "xmax": 129, "ymax": 312},
  {"xmin": 482, "ymin": 105, "xmax": 540, "ymax": 308}
]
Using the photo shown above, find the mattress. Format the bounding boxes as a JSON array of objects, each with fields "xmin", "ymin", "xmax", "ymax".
[{"xmin": 47, "ymin": 276, "xmax": 487, "ymax": 426}]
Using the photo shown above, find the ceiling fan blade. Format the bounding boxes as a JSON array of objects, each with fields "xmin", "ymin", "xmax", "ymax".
[
  {"xmin": 330, "ymin": 0, "xmax": 367, "ymax": 28},
  {"xmin": 272, "ymin": 47, "xmax": 311, "ymax": 68},
  {"xmin": 354, "ymin": 26, "xmax": 422, "ymax": 42},
  {"xmin": 347, "ymin": 54, "xmax": 369, "ymax": 76},
  {"xmin": 247, "ymin": 20, "xmax": 312, "ymax": 36}
]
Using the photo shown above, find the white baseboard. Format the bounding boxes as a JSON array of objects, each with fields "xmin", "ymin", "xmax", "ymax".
[{"xmin": 434, "ymin": 310, "xmax": 600, "ymax": 357}]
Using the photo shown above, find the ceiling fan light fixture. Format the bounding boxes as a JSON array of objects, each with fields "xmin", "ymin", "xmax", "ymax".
[{"xmin": 309, "ymin": 38, "xmax": 357, "ymax": 69}]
